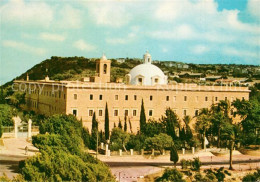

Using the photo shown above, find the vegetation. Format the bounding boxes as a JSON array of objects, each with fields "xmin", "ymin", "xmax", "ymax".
[
  {"xmin": 140, "ymin": 99, "xmax": 146, "ymax": 134},
  {"xmin": 170, "ymin": 144, "xmax": 179, "ymax": 168},
  {"xmin": 156, "ymin": 168, "xmax": 185, "ymax": 182},
  {"xmin": 242, "ymin": 169, "xmax": 260, "ymax": 182},
  {"xmin": 19, "ymin": 114, "xmax": 114, "ymax": 182},
  {"xmin": 144, "ymin": 133, "xmax": 173, "ymax": 154},
  {"xmin": 104, "ymin": 102, "xmax": 109, "ymax": 141},
  {"xmin": 110, "ymin": 127, "xmax": 130, "ymax": 152}
]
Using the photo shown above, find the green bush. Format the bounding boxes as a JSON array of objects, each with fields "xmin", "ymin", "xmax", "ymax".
[
  {"xmin": 242, "ymin": 169, "xmax": 260, "ymax": 182},
  {"xmin": 145, "ymin": 133, "xmax": 173, "ymax": 154},
  {"xmin": 180, "ymin": 159, "xmax": 191, "ymax": 169},
  {"xmin": 191, "ymin": 157, "xmax": 202, "ymax": 171},
  {"xmin": 156, "ymin": 168, "xmax": 185, "ymax": 182}
]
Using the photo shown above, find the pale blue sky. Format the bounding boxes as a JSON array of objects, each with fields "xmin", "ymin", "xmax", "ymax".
[{"xmin": 0, "ymin": 0, "xmax": 259, "ymax": 84}]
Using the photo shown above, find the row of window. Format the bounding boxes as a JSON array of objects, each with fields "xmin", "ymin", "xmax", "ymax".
[
  {"xmin": 72, "ymin": 108, "xmax": 201, "ymax": 117},
  {"xmin": 72, "ymin": 108, "xmax": 154, "ymax": 117},
  {"xmin": 73, "ymin": 94, "xmax": 242, "ymax": 102},
  {"xmin": 25, "ymin": 89, "xmax": 66, "ymax": 99}
]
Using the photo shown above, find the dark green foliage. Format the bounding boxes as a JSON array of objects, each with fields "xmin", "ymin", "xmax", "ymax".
[
  {"xmin": 118, "ymin": 118, "xmax": 122, "ymax": 129},
  {"xmin": 0, "ymin": 87, "xmax": 5, "ymax": 104},
  {"xmin": 204, "ymin": 167, "xmax": 231, "ymax": 182},
  {"xmin": 8, "ymin": 91, "xmax": 25, "ymax": 108},
  {"xmin": 104, "ymin": 102, "xmax": 109, "ymax": 140},
  {"xmin": 170, "ymin": 144, "xmax": 179, "ymax": 166},
  {"xmin": 191, "ymin": 157, "xmax": 202, "ymax": 171},
  {"xmin": 156, "ymin": 168, "xmax": 185, "ymax": 182},
  {"xmin": 110, "ymin": 128, "xmax": 130, "ymax": 151},
  {"xmin": 19, "ymin": 147, "xmax": 114, "ymax": 182},
  {"xmin": 82, "ymin": 127, "xmax": 91, "ymax": 148},
  {"xmin": 91, "ymin": 112, "xmax": 98, "ymax": 150},
  {"xmin": 180, "ymin": 159, "xmax": 191, "ymax": 169},
  {"xmin": 145, "ymin": 133, "xmax": 173, "ymax": 154},
  {"xmin": 126, "ymin": 134, "xmax": 146, "ymax": 151},
  {"xmin": 128, "ymin": 118, "xmax": 133, "ymax": 133},
  {"xmin": 21, "ymin": 114, "xmax": 115, "ymax": 182},
  {"xmin": 194, "ymin": 172, "xmax": 217, "ymax": 182},
  {"xmin": 0, "ymin": 104, "xmax": 16, "ymax": 126},
  {"xmin": 144, "ymin": 119, "xmax": 165, "ymax": 137},
  {"xmin": 124, "ymin": 117, "xmax": 127, "ymax": 132},
  {"xmin": 242, "ymin": 169, "xmax": 260, "ymax": 182},
  {"xmin": 161, "ymin": 108, "xmax": 179, "ymax": 140},
  {"xmin": 140, "ymin": 99, "xmax": 146, "ymax": 134}
]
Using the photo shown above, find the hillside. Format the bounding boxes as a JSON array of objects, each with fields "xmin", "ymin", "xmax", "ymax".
[{"xmin": 3, "ymin": 56, "xmax": 260, "ymax": 87}]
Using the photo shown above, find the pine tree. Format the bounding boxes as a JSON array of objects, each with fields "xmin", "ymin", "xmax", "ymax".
[
  {"xmin": 140, "ymin": 99, "xmax": 146, "ymax": 134},
  {"xmin": 170, "ymin": 144, "xmax": 179, "ymax": 168},
  {"xmin": 104, "ymin": 102, "xmax": 109, "ymax": 140},
  {"xmin": 124, "ymin": 115, "xmax": 127, "ymax": 132},
  {"xmin": 118, "ymin": 118, "xmax": 122, "ymax": 129}
]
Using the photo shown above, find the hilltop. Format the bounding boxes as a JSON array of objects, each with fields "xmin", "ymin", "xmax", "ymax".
[{"xmin": 2, "ymin": 56, "xmax": 260, "ymax": 87}]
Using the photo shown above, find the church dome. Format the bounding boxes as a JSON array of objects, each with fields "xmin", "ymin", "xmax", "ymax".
[{"xmin": 127, "ymin": 52, "xmax": 168, "ymax": 86}]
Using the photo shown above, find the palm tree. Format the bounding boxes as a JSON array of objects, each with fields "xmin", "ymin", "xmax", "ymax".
[{"xmin": 195, "ymin": 108, "xmax": 212, "ymax": 149}]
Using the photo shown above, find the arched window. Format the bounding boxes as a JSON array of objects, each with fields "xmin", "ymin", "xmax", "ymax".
[{"xmin": 103, "ymin": 64, "xmax": 107, "ymax": 74}]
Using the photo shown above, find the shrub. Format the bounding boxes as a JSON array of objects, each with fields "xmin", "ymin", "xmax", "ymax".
[
  {"xmin": 242, "ymin": 169, "xmax": 260, "ymax": 182},
  {"xmin": 180, "ymin": 159, "xmax": 191, "ymax": 169},
  {"xmin": 191, "ymin": 157, "xmax": 202, "ymax": 171},
  {"xmin": 156, "ymin": 168, "xmax": 185, "ymax": 182}
]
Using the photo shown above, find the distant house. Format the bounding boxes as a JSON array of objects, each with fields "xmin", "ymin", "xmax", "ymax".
[
  {"xmin": 116, "ymin": 58, "xmax": 125, "ymax": 63},
  {"xmin": 183, "ymin": 64, "xmax": 189, "ymax": 69}
]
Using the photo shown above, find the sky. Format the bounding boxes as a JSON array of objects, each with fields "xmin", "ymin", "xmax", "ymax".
[{"xmin": 0, "ymin": 0, "xmax": 260, "ymax": 85}]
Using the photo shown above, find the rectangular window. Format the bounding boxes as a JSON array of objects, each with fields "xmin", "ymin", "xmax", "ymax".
[
  {"xmin": 74, "ymin": 94, "xmax": 77, "ymax": 100},
  {"xmin": 99, "ymin": 95, "xmax": 103, "ymax": 100},
  {"xmin": 124, "ymin": 110, "xmax": 129, "ymax": 116},
  {"xmin": 114, "ymin": 109, "xmax": 119, "ymax": 116},
  {"xmin": 215, "ymin": 97, "xmax": 218, "ymax": 101},
  {"xmin": 115, "ymin": 95, "xmax": 119, "ymax": 100},
  {"xmin": 149, "ymin": 110, "xmax": 153, "ymax": 116},
  {"xmin": 173, "ymin": 96, "xmax": 176, "ymax": 101},
  {"xmin": 205, "ymin": 96, "xmax": 208, "ymax": 101},
  {"xmin": 89, "ymin": 110, "xmax": 93, "ymax": 116},
  {"xmin": 133, "ymin": 109, "xmax": 137, "ymax": 116},
  {"xmin": 134, "ymin": 95, "xmax": 137, "ymax": 100},
  {"xmin": 125, "ymin": 95, "xmax": 128, "ymax": 100},
  {"xmin": 183, "ymin": 109, "xmax": 187, "ymax": 116},
  {"xmin": 166, "ymin": 96, "xmax": 169, "ymax": 101},
  {"xmin": 195, "ymin": 109, "xmax": 199, "ymax": 116},
  {"xmin": 90, "ymin": 94, "xmax": 93, "ymax": 100},
  {"xmin": 184, "ymin": 96, "xmax": 187, "ymax": 101},
  {"xmin": 99, "ymin": 110, "xmax": 103, "ymax": 116},
  {"xmin": 150, "ymin": 95, "xmax": 153, "ymax": 101},
  {"xmin": 72, "ymin": 109, "xmax": 77, "ymax": 116}
]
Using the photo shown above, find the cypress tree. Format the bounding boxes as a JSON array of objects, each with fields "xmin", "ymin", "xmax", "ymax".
[
  {"xmin": 124, "ymin": 115, "xmax": 127, "ymax": 132},
  {"xmin": 104, "ymin": 102, "xmax": 109, "ymax": 140},
  {"xmin": 140, "ymin": 99, "xmax": 146, "ymax": 134},
  {"xmin": 128, "ymin": 118, "xmax": 133, "ymax": 133},
  {"xmin": 91, "ymin": 112, "xmax": 98, "ymax": 149},
  {"xmin": 170, "ymin": 144, "xmax": 179, "ymax": 168},
  {"xmin": 118, "ymin": 118, "xmax": 122, "ymax": 129},
  {"xmin": 114, "ymin": 122, "xmax": 116, "ymax": 128}
]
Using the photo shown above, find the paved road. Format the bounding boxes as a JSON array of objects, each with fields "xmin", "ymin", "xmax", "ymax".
[
  {"xmin": 0, "ymin": 154, "xmax": 28, "ymax": 179},
  {"xmin": 105, "ymin": 159, "xmax": 260, "ymax": 167}
]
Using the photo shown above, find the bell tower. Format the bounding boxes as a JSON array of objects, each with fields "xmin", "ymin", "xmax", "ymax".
[
  {"xmin": 144, "ymin": 51, "xmax": 152, "ymax": 64},
  {"xmin": 95, "ymin": 53, "xmax": 111, "ymax": 83}
]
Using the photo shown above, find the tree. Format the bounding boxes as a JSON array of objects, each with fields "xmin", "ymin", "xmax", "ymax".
[
  {"xmin": 91, "ymin": 112, "xmax": 98, "ymax": 150},
  {"xmin": 118, "ymin": 118, "xmax": 122, "ymax": 129},
  {"xmin": 0, "ymin": 87, "xmax": 5, "ymax": 104},
  {"xmin": 195, "ymin": 108, "xmax": 212, "ymax": 149},
  {"xmin": 110, "ymin": 128, "xmax": 130, "ymax": 152},
  {"xmin": 104, "ymin": 102, "xmax": 109, "ymax": 141},
  {"xmin": 161, "ymin": 108, "xmax": 179, "ymax": 140},
  {"xmin": 144, "ymin": 119, "xmax": 165, "ymax": 137},
  {"xmin": 128, "ymin": 118, "xmax": 133, "ymax": 133},
  {"xmin": 124, "ymin": 116, "xmax": 127, "ymax": 132},
  {"xmin": 140, "ymin": 99, "xmax": 146, "ymax": 134},
  {"xmin": 156, "ymin": 168, "xmax": 185, "ymax": 182},
  {"xmin": 145, "ymin": 133, "xmax": 173, "ymax": 154},
  {"xmin": 221, "ymin": 122, "xmax": 236, "ymax": 170},
  {"xmin": 0, "ymin": 104, "xmax": 16, "ymax": 126},
  {"xmin": 183, "ymin": 116, "xmax": 193, "ymax": 146},
  {"xmin": 170, "ymin": 144, "xmax": 179, "ymax": 168}
]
